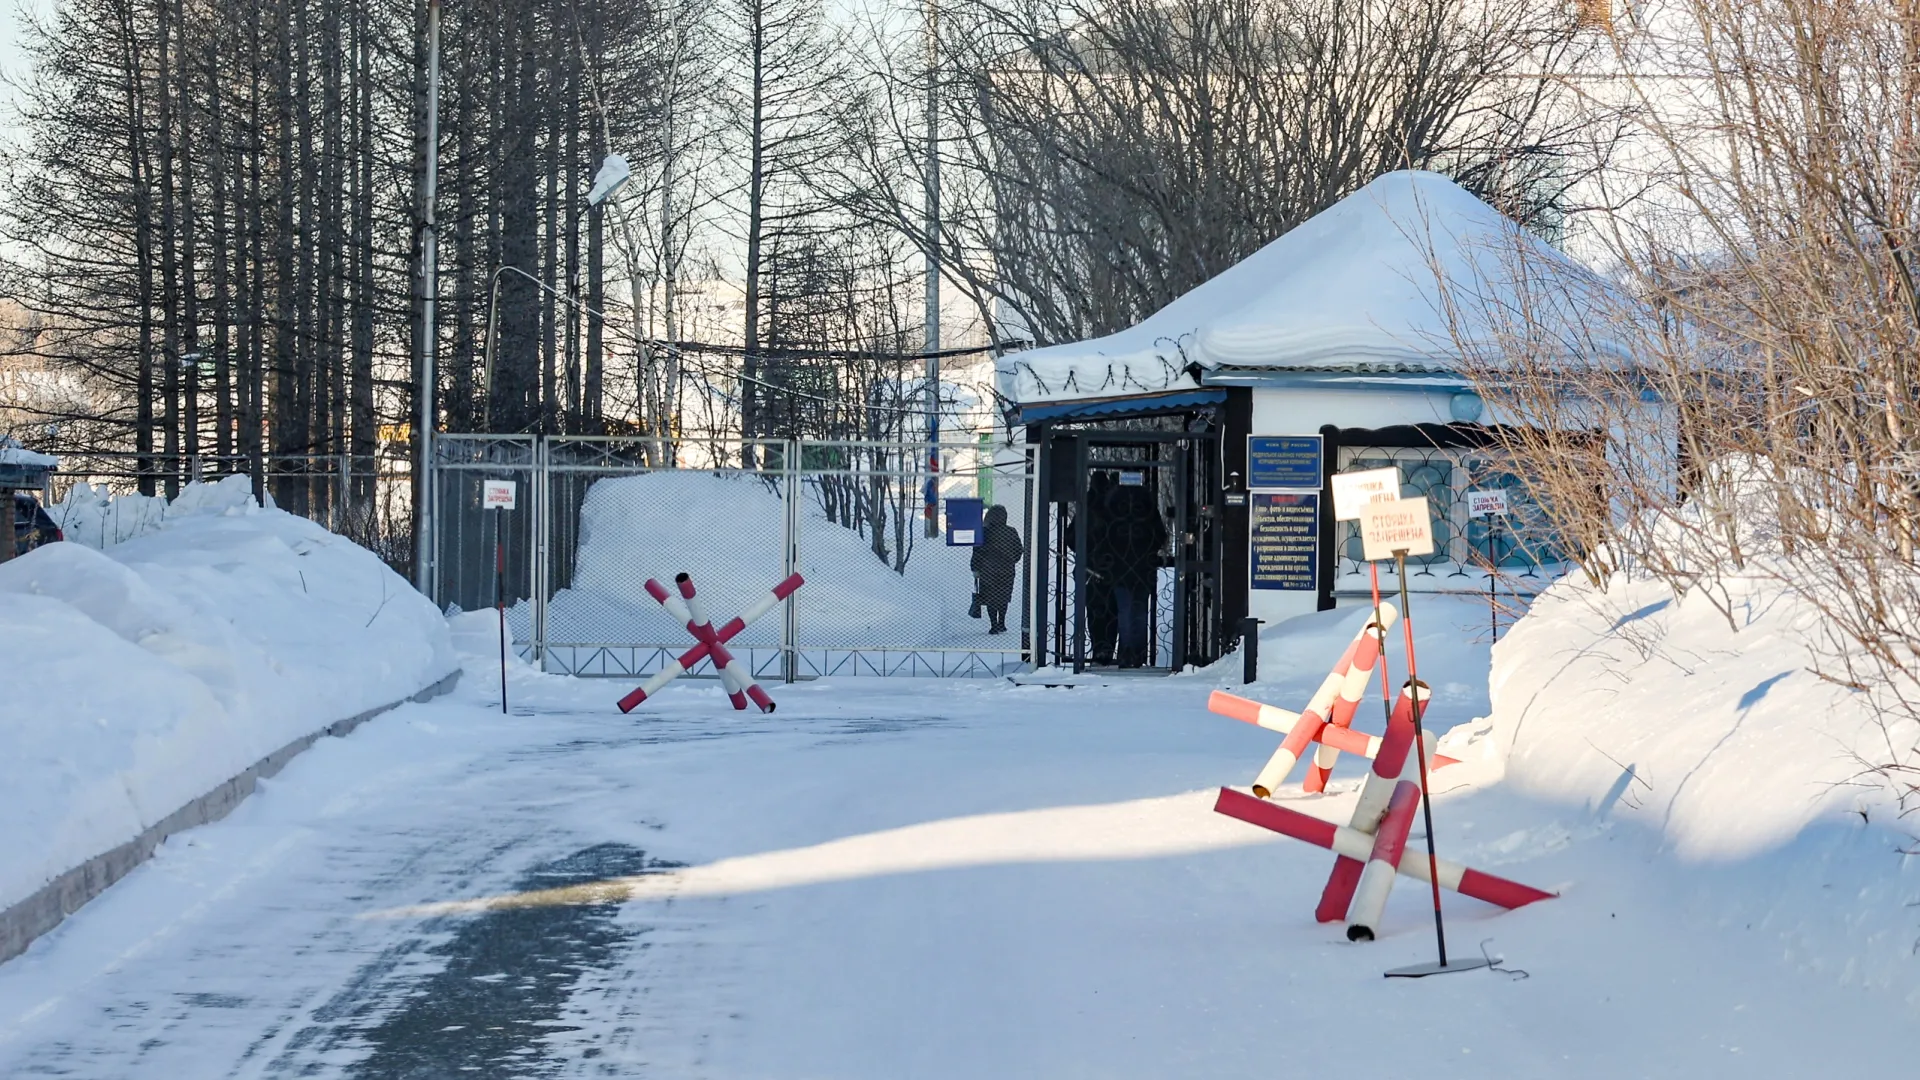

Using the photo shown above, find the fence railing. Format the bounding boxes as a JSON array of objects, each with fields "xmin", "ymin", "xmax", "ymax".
[{"xmin": 431, "ymin": 433, "xmax": 1035, "ymax": 680}]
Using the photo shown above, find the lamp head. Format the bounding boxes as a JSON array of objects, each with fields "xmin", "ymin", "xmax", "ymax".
[{"xmin": 587, "ymin": 154, "xmax": 632, "ymax": 207}]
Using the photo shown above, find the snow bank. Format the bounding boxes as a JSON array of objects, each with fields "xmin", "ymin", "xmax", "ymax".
[
  {"xmin": 1005, "ymin": 170, "xmax": 1624, "ymax": 402},
  {"xmin": 44, "ymin": 478, "xmax": 265, "ymax": 549},
  {"xmin": 0, "ymin": 477, "xmax": 456, "ymax": 911},
  {"xmin": 1467, "ymin": 566, "xmax": 1906, "ymax": 860}
]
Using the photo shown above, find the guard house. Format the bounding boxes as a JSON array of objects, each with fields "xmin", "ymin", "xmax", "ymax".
[
  {"xmin": 1005, "ymin": 171, "xmax": 1634, "ymax": 673},
  {"xmin": 0, "ymin": 439, "xmax": 57, "ymax": 566}
]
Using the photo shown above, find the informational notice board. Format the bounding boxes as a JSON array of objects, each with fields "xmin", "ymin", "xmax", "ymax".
[
  {"xmin": 946, "ymin": 497, "xmax": 984, "ymax": 546},
  {"xmin": 1248, "ymin": 435, "xmax": 1323, "ymax": 490},
  {"xmin": 1250, "ymin": 491, "xmax": 1319, "ymax": 591}
]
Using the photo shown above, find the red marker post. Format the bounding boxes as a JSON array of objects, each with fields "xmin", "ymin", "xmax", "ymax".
[{"xmin": 1357, "ymin": 495, "xmax": 1492, "ymax": 977}]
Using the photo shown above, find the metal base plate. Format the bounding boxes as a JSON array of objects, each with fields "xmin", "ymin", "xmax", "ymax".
[{"xmin": 1384, "ymin": 957, "xmax": 1495, "ymax": 979}]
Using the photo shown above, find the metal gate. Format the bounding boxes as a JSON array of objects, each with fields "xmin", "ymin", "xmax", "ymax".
[
  {"xmin": 430, "ymin": 434, "xmax": 1034, "ymax": 679},
  {"xmin": 1031, "ymin": 424, "xmax": 1226, "ymax": 673}
]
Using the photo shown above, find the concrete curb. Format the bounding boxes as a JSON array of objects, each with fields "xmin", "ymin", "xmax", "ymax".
[{"xmin": 0, "ymin": 668, "xmax": 463, "ymax": 965}]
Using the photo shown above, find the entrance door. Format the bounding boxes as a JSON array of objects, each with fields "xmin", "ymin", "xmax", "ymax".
[{"xmin": 1032, "ymin": 425, "xmax": 1224, "ymax": 673}]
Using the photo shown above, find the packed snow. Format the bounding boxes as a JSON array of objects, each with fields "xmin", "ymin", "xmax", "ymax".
[
  {"xmin": 0, "ymin": 476, "xmax": 456, "ymax": 913},
  {"xmin": 0, "ymin": 504, "xmax": 1915, "ymax": 1074},
  {"xmin": 45, "ymin": 479, "xmax": 227, "ymax": 548},
  {"xmin": 1004, "ymin": 170, "xmax": 1625, "ymax": 402}
]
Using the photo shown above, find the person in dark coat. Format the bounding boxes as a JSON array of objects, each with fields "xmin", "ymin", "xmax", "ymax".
[
  {"xmin": 970, "ymin": 504, "xmax": 1022, "ymax": 634},
  {"xmin": 1105, "ymin": 478, "xmax": 1168, "ymax": 667},
  {"xmin": 1076, "ymin": 471, "xmax": 1119, "ymax": 663}
]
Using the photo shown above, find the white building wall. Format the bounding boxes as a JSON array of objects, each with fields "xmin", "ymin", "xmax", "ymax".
[{"xmin": 1245, "ymin": 385, "xmax": 1464, "ymax": 626}]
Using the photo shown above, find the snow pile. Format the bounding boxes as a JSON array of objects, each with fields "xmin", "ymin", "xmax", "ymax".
[
  {"xmin": 43, "ymin": 475, "xmax": 284, "ymax": 549},
  {"xmin": 547, "ymin": 471, "xmax": 1004, "ymax": 649},
  {"xmin": 47, "ymin": 481, "xmax": 185, "ymax": 548},
  {"xmin": 1465, "ymin": 562, "xmax": 1908, "ymax": 860},
  {"xmin": 0, "ymin": 479, "xmax": 456, "ymax": 911},
  {"xmin": 1005, "ymin": 170, "xmax": 1624, "ymax": 402}
]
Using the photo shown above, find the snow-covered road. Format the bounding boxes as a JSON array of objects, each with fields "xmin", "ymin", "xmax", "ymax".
[{"xmin": 0, "ymin": 657, "xmax": 1914, "ymax": 1077}]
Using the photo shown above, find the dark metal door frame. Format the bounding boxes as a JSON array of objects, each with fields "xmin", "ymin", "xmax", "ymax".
[{"xmin": 1031, "ymin": 425, "xmax": 1224, "ymax": 673}]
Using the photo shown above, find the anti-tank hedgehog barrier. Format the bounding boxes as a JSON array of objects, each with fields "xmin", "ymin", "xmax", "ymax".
[
  {"xmin": 1206, "ymin": 610, "xmax": 1552, "ymax": 937},
  {"xmin": 617, "ymin": 571, "xmax": 804, "ymax": 713}
]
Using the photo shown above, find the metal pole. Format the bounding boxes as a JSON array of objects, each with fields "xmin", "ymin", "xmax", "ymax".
[
  {"xmin": 783, "ymin": 439, "xmax": 800, "ymax": 683},
  {"xmin": 533, "ymin": 436, "xmax": 550, "ymax": 670},
  {"xmin": 1489, "ymin": 517, "xmax": 1499, "ymax": 642},
  {"xmin": 1395, "ymin": 551, "xmax": 1449, "ymax": 968},
  {"xmin": 497, "ymin": 507, "xmax": 508, "ymax": 713},
  {"xmin": 922, "ymin": 0, "xmax": 940, "ymax": 539},
  {"xmin": 482, "ymin": 268, "xmax": 503, "ymax": 430},
  {"xmin": 415, "ymin": 0, "xmax": 441, "ymax": 595}
]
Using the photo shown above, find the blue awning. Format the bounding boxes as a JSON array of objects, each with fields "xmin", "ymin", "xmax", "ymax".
[{"xmin": 1015, "ymin": 388, "xmax": 1227, "ymax": 426}]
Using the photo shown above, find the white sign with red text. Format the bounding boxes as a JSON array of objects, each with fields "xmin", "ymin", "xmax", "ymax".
[
  {"xmin": 1466, "ymin": 488, "xmax": 1511, "ymax": 518},
  {"xmin": 1359, "ymin": 496, "xmax": 1435, "ymax": 561},
  {"xmin": 1331, "ymin": 466, "xmax": 1402, "ymax": 521},
  {"xmin": 482, "ymin": 479, "xmax": 517, "ymax": 510}
]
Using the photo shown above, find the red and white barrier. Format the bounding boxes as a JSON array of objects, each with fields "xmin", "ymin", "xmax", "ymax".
[
  {"xmin": 677, "ymin": 575, "xmax": 776, "ymax": 713},
  {"xmin": 616, "ymin": 572, "xmax": 804, "ymax": 713},
  {"xmin": 1344, "ymin": 779, "xmax": 1421, "ymax": 941},
  {"xmin": 1207, "ymin": 687, "xmax": 1458, "ymax": 797},
  {"xmin": 1213, "ymin": 787, "xmax": 1555, "ymax": 912},
  {"xmin": 1315, "ymin": 684, "xmax": 1434, "ymax": 924},
  {"xmin": 1306, "ymin": 608, "xmax": 1397, "ymax": 793},
  {"xmin": 1240, "ymin": 610, "xmax": 1397, "ymax": 797}
]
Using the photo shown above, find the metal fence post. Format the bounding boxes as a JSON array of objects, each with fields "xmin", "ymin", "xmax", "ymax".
[
  {"xmin": 337, "ymin": 453, "xmax": 350, "ymax": 532},
  {"xmin": 783, "ymin": 439, "xmax": 800, "ymax": 683},
  {"xmin": 534, "ymin": 435, "xmax": 550, "ymax": 671}
]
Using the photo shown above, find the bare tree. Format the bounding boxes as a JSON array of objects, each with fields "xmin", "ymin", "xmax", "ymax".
[
  {"xmin": 837, "ymin": 0, "xmax": 1618, "ymax": 350},
  {"xmin": 1449, "ymin": 0, "xmax": 1920, "ymax": 826}
]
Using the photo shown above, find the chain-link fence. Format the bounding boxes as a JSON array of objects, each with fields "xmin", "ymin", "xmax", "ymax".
[
  {"xmin": 429, "ymin": 434, "xmax": 1035, "ymax": 679},
  {"xmin": 1331, "ymin": 442, "xmax": 1566, "ymax": 598}
]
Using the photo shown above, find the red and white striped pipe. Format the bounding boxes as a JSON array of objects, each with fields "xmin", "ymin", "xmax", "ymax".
[
  {"xmin": 679, "ymin": 575, "xmax": 775, "ymax": 713},
  {"xmin": 645, "ymin": 578, "xmax": 750, "ymax": 711},
  {"xmin": 1212, "ymin": 787, "xmax": 1556, "ymax": 911},
  {"xmin": 1242, "ymin": 615, "xmax": 1397, "ymax": 797},
  {"xmin": 1344, "ymin": 779, "xmax": 1422, "ymax": 941},
  {"xmin": 616, "ymin": 572, "xmax": 804, "ymax": 713},
  {"xmin": 1317, "ymin": 724, "xmax": 1434, "ymax": 924},
  {"xmin": 1347, "ymin": 681, "xmax": 1430, "ymax": 835},
  {"xmin": 1305, "ymin": 605, "xmax": 1398, "ymax": 793},
  {"xmin": 1207, "ymin": 687, "xmax": 1457, "ymax": 800}
]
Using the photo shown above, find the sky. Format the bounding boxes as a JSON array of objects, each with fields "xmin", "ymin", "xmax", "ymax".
[{"xmin": 0, "ymin": 2, "xmax": 46, "ymax": 130}]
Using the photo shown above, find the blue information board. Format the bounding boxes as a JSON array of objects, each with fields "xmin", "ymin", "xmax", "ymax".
[
  {"xmin": 1248, "ymin": 435, "xmax": 1323, "ymax": 490},
  {"xmin": 946, "ymin": 497, "xmax": 985, "ymax": 546},
  {"xmin": 1249, "ymin": 491, "xmax": 1319, "ymax": 591}
]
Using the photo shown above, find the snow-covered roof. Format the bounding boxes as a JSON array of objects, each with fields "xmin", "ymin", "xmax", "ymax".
[
  {"xmin": 0, "ymin": 439, "xmax": 58, "ymax": 485},
  {"xmin": 1002, "ymin": 170, "xmax": 1626, "ymax": 404},
  {"xmin": 0, "ymin": 444, "xmax": 59, "ymax": 470}
]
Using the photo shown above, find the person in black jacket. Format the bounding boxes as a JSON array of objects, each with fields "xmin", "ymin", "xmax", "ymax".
[
  {"xmin": 1074, "ymin": 471, "xmax": 1119, "ymax": 663},
  {"xmin": 970, "ymin": 504, "xmax": 1022, "ymax": 634},
  {"xmin": 1105, "ymin": 479, "xmax": 1168, "ymax": 667}
]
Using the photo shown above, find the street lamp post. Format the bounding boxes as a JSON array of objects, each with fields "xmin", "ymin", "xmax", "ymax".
[
  {"xmin": 416, "ymin": 0, "xmax": 442, "ymax": 596},
  {"xmin": 588, "ymin": 153, "xmax": 675, "ymax": 466},
  {"xmin": 923, "ymin": 0, "xmax": 941, "ymax": 538}
]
